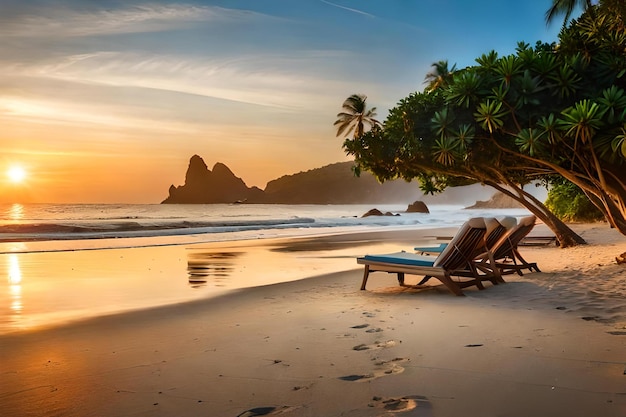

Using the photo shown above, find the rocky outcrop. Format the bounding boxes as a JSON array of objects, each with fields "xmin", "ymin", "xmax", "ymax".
[
  {"xmin": 262, "ymin": 162, "xmax": 421, "ymax": 204},
  {"xmin": 465, "ymin": 192, "xmax": 522, "ymax": 209},
  {"xmin": 162, "ymin": 157, "xmax": 424, "ymax": 204},
  {"xmin": 161, "ymin": 156, "xmax": 520, "ymax": 206},
  {"xmin": 406, "ymin": 201, "xmax": 429, "ymax": 213},
  {"xmin": 361, "ymin": 208, "xmax": 400, "ymax": 217},
  {"xmin": 162, "ymin": 155, "xmax": 264, "ymax": 204}
]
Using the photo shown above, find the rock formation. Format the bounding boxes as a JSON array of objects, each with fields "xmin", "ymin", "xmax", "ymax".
[
  {"xmin": 161, "ymin": 155, "xmax": 518, "ymax": 206},
  {"xmin": 406, "ymin": 201, "xmax": 429, "ymax": 213},
  {"xmin": 262, "ymin": 162, "xmax": 420, "ymax": 204},
  {"xmin": 361, "ymin": 208, "xmax": 400, "ymax": 217},
  {"xmin": 162, "ymin": 157, "xmax": 423, "ymax": 204},
  {"xmin": 465, "ymin": 192, "xmax": 522, "ymax": 209},
  {"xmin": 162, "ymin": 155, "xmax": 264, "ymax": 204}
]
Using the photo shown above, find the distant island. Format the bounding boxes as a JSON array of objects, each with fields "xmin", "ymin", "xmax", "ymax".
[
  {"xmin": 161, "ymin": 154, "xmax": 497, "ymax": 205},
  {"xmin": 465, "ymin": 192, "xmax": 523, "ymax": 209}
]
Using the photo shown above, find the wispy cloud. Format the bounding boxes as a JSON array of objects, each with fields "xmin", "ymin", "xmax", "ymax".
[
  {"xmin": 0, "ymin": 2, "xmax": 360, "ymax": 112},
  {"xmin": 0, "ymin": 95, "xmax": 200, "ymax": 134},
  {"xmin": 0, "ymin": 3, "xmax": 265, "ymax": 38},
  {"xmin": 319, "ymin": 0, "xmax": 375, "ymax": 18},
  {"xmin": 2, "ymin": 50, "xmax": 360, "ymax": 111}
]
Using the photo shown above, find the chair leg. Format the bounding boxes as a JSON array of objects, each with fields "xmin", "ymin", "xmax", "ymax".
[
  {"xmin": 360, "ymin": 265, "xmax": 370, "ymax": 290},
  {"xmin": 475, "ymin": 277, "xmax": 485, "ymax": 290},
  {"xmin": 438, "ymin": 272, "xmax": 465, "ymax": 296},
  {"xmin": 488, "ymin": 252, "xmax": 506, "ymax": 284},
  {"xmin": 512, "ymin": 249, "xmax": 541, "ymax": 274},
  {"xmin": 417, "ymin": 275, "xmax": 431, "ymax": 285}
]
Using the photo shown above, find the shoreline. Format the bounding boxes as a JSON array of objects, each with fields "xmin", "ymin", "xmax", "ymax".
[
  {"xmin": 1, "ymin": 223, "xmax": 625, "ymax": 416},
  {"xmin": 0, "ymin": 225, "xmax": 463, "ymax": 335},
  {"xmin": 2, "ymin": 221, "xmax": 625, "ymax": 334},
  {"xmin": 0, "ymin": 223, "xmax": 457, "ymax": 254}
]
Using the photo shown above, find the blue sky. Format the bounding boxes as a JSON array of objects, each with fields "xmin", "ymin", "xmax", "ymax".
[{"xmin": 0, "ymin": 0, "xmax": 573, "ymax": 203}]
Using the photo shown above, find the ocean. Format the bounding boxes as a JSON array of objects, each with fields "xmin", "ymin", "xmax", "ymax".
[
  {"xmin": 0, "ymin": 203, "xmax": 533, "ymax": 333},
  {"xmin": 0, "ymin": 203, "xmax": 532, "ymax": 252}
]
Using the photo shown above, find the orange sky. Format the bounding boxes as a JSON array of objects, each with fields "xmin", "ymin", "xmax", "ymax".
[
  {"xmin": 1, "ymin": 1, "xmax": 563, "ymax": 203},
  {"xmin": 2, "ymin": 114, "xmax": 348, "ymax": 203}
]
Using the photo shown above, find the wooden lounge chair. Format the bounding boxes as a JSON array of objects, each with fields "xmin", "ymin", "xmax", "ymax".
[
  {"xmin": 477, "ymin": 215, "xmax": 541, "ymax": 276},
  {"xmin": 467, "ymin": 217, "xmax": 510, "ymax": 284},
  {"xmin": 414, "ymin": 216, "xmax": 516, "ymax": 255},
  {"xmin": 357, "ymin": 218, "xmax": 497, "ymax": 296},
  {"xmin": 480, "ymin": 217, "xmax": 513, "ymax": 253}
]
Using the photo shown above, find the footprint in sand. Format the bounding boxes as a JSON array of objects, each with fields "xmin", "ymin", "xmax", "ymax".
[
  {"xmin": 236, "ymin": 405, "xmax": 300, "ymax": 416},
  {"xmin": 366, "ymin": 327, "xmax": 384, "ymax": 333},
  {"xmin": 352, "ymin": 340, "xmax": 398, "ymax": 351},
  {"xmin": 338, "ymin": 357, "xmax": 408, "ymax": 382},
  {"xmin": 370, "ymin": 395, "xmax": 433, "ymax": 416},
  {"xmin": 353, "ymin": 344, "xmax": 370, "ymax": 351},
  {"xmin": 350, "ymin": 323, "xmax": 384, "ymax": 333}
]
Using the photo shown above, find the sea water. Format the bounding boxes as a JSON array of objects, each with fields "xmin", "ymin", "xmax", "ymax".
[
  {"xmin": 0, "ymin": 203, "xmax": 532, "ymax": 333},
  {"xmin": 0, "ymin": 203, "xmax": 531, "ymax": 251}
]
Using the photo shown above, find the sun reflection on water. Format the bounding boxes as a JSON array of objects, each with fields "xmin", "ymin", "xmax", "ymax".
[{"xmin": 8, "ymin": 203, "xmax": 24, "ymax": 222}]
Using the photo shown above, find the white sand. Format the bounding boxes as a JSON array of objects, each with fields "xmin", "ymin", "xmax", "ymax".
[{"xmin": 1, "ymin": 223, "xmax": 625, "ymax": 416}]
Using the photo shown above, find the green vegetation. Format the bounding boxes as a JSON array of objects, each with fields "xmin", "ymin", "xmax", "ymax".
[
  {"xmin": 545, "ymin": 180, "xmax": 604, "ymax": 222},
  {"xmin": 336, "ymin": 1, "xmax": 626, "ymax": 247}
]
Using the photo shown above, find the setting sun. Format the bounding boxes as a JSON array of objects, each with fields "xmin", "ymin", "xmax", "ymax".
[{"xmin": 7, "ymin": 165, "xmax": 27, "ymax": 183}]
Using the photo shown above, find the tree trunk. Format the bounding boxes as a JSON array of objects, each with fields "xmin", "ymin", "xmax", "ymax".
[
  {"xmin": 540, "ymin": 214, "xmax": 588, "ymax": 247},
  {"xmin": 485, "ymin": 181, "xmax": 587, "ymax": 248},
  {"xmin": 592, "ymin": 189, "xmax": 626, "ymax": 235},
  {"xmin": 582, "ymin": 189, "xmax": 626, "ymax": 233},
  {"xmin": 528, "ymin": 155, "xmax": 626, "ymax": 238}
]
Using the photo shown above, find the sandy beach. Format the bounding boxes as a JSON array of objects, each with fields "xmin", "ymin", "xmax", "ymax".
[{"xmin": 1, "ymin": 223, "xmax": 625, "ymax": 416}]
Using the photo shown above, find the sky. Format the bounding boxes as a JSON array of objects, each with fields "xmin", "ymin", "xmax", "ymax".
[{"xmin": 0, "ymin": 0, "xmax": 572, "ymax": 203}]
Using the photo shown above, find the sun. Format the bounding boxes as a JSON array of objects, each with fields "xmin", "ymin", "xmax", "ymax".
[{"xmin": 7, "ymin": 165, "xmax": 27, "ymax": 184}]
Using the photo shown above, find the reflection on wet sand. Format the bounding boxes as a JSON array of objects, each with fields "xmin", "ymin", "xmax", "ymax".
[
  {"xmin": 7, "ymin": 254, "xmax": 23, "ymax": 318},
  {"xmin": 187, "ymin": 251, "xmax": 242, "ymax": 287}
]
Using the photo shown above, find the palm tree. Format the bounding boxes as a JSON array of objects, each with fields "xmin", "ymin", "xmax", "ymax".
[
  {"xmin": 334, "ymin": 94, "xmax": 380, "ymax": 139},
  {"xmin": 545, "ymin": 0, "xmax": 593, "ymax": 26},
  {"xmin": 424, "ymin": 60, "xmax": 457, "ymax": 92}
]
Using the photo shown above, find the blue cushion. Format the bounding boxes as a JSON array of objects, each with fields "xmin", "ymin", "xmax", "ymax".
[
  {"xmin": 361, "ymin": 251, "xmax": 436, "ymax": 267},
  {"xmin": 414, "ymin": 243, "xmax": 448, "ymax": 253}
]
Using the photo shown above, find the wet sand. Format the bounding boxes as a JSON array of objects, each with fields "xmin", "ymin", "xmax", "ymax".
[{"xmin": 1, "ymin": 223, "xmax": 625, "ymax": 416}]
